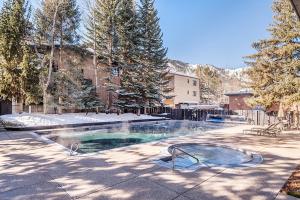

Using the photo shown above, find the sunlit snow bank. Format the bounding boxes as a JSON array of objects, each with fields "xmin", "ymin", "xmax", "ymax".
[{"xmin": 0, "ymin": 113, "xmax": 164, "ymax": 128}]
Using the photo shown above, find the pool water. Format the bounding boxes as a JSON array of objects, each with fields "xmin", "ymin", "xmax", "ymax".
[
  {"xmin": 156, "ymin": 143, "xmax": 263, "ymax": 171},
  {"xmin": 53, "ymin": 130, "xmax": 169, "ymax": 153},
  {"xmin": 169, "ymin": 144, "xmax": 251, "ymax": 166},
  {"xmin": 36, "ymin": 120, "xmax": 234, "ymax": 154}
]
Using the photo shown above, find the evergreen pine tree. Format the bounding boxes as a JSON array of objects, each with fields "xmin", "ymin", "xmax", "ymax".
[
  {"xmin": 20, "ymin": 46, "xmax": 42, "ymax": 105},
  {"xmin": 80, "ymin": 79, "xmax": 102, "ymax": 114},
  {"xmin": 35, "ymin": 0, "xmax": 81, "ymax": 68},
  {"xmin": 138, "ymin": 0, "xmax": 169, "ymax": 112},
  {"xmin": 35, "ymin": 0, "xmax": 81, "ymax": 113},
  {"xmin": 194, "ymin": 65, "xmax": 222, "ymax": 104},
  {"xmin": 51, "ymin": 57, "xmax": 80, "ymax": 108},
  {"xmin": 0, "ymin": 0, "xmax": 39, "ymax": 111},
  {"xmin": 85, "ymin": 0, "xmax": 99, "ymax": 93},
  {"xmin": 245, "ymin": 0, "xmax": 300, "ymax": 108},
  {"xmin": 35, "ymin": 0, "xmax": 81, "ymax": 47},
  {"xmin": 89, "ymin": 0, "xmax": 120, "ymax": 110},
  {"xmin": 114, "ymin": 0, "xmax": 143, "ymax": 112}
]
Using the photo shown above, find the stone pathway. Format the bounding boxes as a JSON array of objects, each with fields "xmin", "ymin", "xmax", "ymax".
[{"xmin": 0, "ymin": 125, "xmax": 300, "ymax": 200}]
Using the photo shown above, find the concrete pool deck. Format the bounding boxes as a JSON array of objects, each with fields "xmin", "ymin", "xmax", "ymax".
[{"xmin": 0, "ymin": 125, "xmax": 300, "ymax": 200}]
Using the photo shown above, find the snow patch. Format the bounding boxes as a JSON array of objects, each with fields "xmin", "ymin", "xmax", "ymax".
[{"xmin": 0, "ymin": 113, "xmax": 164, "ymax": 127}]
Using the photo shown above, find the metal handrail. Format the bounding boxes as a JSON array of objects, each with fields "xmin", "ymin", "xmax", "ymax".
[
  {"xmin": 171, "ymin": 147, "xmax": 199, "ymax": 170},
  {"xmin": 69, "ymin": 143, "xmax": 79, "ymax": 156}
]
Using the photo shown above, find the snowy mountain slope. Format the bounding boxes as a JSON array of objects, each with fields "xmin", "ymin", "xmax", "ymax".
[
  {"xmin": 168, "ymin": 59, "xmax": 248, "ymax": 80},
  {"xmin": 167, "ymin": 59, "xmax": 249, "ymax": 93},
  {"xmin": 168, "ymin": 59, "xmax": 194, "ymax": 74}
]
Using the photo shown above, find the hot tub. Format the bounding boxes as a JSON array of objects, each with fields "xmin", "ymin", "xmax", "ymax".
[{"xmin": 156, "ymin": 143, "xmax": 263, "ymax": 171}]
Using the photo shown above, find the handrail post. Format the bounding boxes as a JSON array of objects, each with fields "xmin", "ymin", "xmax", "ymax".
[
  {"xmin": 171, "ymin": 147, "xmax": 200, "ymax": 170},
  {"xmin": 70, "ymin": 143, "xmax": 79, "ymax": 156},
  {"xmin": 172, "ymin": 148, "xmax": 176, "ymax": 170}
]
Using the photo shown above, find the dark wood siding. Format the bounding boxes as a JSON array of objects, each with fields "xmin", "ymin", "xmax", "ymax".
[
  {"xmin": 228, "ymin": 95, "xmax": 252, "ymax": 110},
  {"xmin": 0, "ymin": 100, "xmax": 12, "ymax": 115}
]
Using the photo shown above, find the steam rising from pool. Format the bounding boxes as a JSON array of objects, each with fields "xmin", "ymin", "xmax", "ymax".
[{"xmin": 36, "ymin": 120, "xmax": 235, "ymax": 154}]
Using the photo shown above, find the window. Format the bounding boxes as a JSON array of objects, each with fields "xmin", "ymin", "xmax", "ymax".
[
  {"xmin": 187, "ymin": 79, "xmax": 189, "ymax": 84},
  {"xmin": 53, "ymin": 62, "xmax": 59, "ymax": 72},
  {"xmin": 193, "ymin": 91, "xmax": 197, "ymax": 96},
  {"xmin": 187, "ymin": 90, "xmax": 189, "ymax": 95},
  {"xmin": 81, "ymin": 69, "xmax": 84, "ymax": 74},
  {"xmin": 111, "ymin": 67, "xmax": 120, "ymax": 76},
  {"xmin": 193, "ymin": 80, "xmax": 197, "ymax": 86}
]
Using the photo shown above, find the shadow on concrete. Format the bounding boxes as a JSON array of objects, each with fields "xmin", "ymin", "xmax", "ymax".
[{"xmin": 0, "ymin": 129, "xmax": 300, "ymax": 200}]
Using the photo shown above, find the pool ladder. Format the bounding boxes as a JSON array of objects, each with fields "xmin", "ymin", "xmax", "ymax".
[
  {"xmin": 171, "ymin": 147, "xmax": 200, "ymax": 170},
  {"xmin": 69, "ymin": 143, "xmax": 79, "ymax": 156}
]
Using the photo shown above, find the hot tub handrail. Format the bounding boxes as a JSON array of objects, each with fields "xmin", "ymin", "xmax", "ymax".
[
  {"xmin": 171, "ymin": 147, "xmax": 199, "ymax": 170},
  {"xmin": 70, "ymin": 143, "xmax": 79, "ymax": 156}
]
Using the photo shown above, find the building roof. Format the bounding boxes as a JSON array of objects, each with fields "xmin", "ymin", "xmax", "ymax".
[
  {"xmin": 291, "ymin": 0, "xmax": 300, "ymax": 19},
  {"xmin": 169, "ymin": 70, "xmax": 199, "ymax": 79},
  {"xmin": 224, "ymin": 91, "xmax": 253, "ymax": 96},
  {"xmin": 177, "ymin": 101, "xmax": 199, "ymax": 104},
  {"xmin": 25, "ymin": 40, "xmax": 93, "ymax": 56}
]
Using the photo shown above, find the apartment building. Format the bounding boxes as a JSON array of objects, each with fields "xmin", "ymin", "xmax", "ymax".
[
  {"xmin": 57, "ymin": 46, "xmax": 201, "ymax": 109},
  {"xmin": 51, "ymin": 46, "xmax": 119, "ymax": 106},
  {"xmin": 164, "ymin": 71, "xmax": 200, "ymax": 108},
  {"xmin": 20, "ymin": 45, "xmax": 202, "ymax": 112},
  {"xmin": 18, "ymin": 45, "xmax": 120, "ymax": 113}
]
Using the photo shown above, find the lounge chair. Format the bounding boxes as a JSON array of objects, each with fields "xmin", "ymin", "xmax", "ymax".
[
  {"xmin": 243, "ymin": 122, "xmax": 280, "ymax": 135},
  {"xmin": 259, "ymin": 127, "xmax": 282, "ymax": 137}
]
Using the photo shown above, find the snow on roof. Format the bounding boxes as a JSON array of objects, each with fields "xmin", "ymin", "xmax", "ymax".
[
  {"xmin": 168, "ymin": 69, "xmax": 198, "ymax": 79},
  {"xmin": 225, "ymin": 89, "xmax": 253, "ymax": 96},
  {"xmin": 86, "ymin": 48, "xmax": 95, "ymax": 54},
  {"xmin": 167, "ymin": 61, "xmax": 199, "ymax": 78},
  {"xmin": 178, "ymin": 101, "xmax": 199, "ymax": 104}
]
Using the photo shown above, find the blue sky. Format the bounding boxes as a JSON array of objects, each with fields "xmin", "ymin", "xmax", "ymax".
[
  {"xmin": 1, "ymin": 0, "xmax": 274, "ymax": 68},
  {"xmin": 155, "ymin": 0, "xmax": 273, "ymax": 68}
]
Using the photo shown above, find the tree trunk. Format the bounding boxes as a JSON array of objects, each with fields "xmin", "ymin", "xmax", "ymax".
[
  {"xmin": 107, "ymin": 32, "xmax": 113, "ymax": 110},
  {"xmin": 137, "ymin": 108, "xmax": 141, "ymax": 116},
  {"xmin": 108, "ymin": 92, "xmax": 112, "ymax": 110},
  {"xmin": 43, "ymin": 89, "xmax": 48, "ymax": 114},
  {"xmin": 58, "ymin": 18, "xmax": 64, "ymax": 115},
  {"xmin": 43, "ymin": 2, "xmax": 59, "ymax": 114},
  {"xmin": 59, "ymin": 17, "xmax": 63, "ymax": 70},
  {"xmin": 19, "ymin": 98, "xmax": 24, "ymax": 113},
  {"xmin": 93, "ymin": 8, "xmax": 98, "ymax": 91},
  {"xmin": 58, "ymin": 96, "xmax": 63, "ymax": 114},
  {"xmin": 12, "ymin": 97, "xmax": 17, "ymax": 114}
]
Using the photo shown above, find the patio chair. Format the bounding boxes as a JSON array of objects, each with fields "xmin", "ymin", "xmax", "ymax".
[
  {"xmin": 259, "ymin": 127, "xmax": 282, "ymax": 137},
  {"xmin": 243, "ymin": 122, "xmax": 280, "ymax": 135}
]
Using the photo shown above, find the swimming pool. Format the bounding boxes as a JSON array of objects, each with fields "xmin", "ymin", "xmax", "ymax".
[{"xmin": 35, "ymin": 120, "xmax": 235, "ymax": 154}]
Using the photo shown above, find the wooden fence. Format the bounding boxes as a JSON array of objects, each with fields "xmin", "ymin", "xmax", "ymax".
[
  {"xmin": 234, "ymin": 110, "xmax": 278, "ymax": 125},
  {"xmin": 151, "ymin": 108, "xmax": 280, "ymax": 126},
  {"xmin": 22, "ymin": 105, "xmax": 294, "ymax": 127},
  {"xmin": 169, "ymin": 109, "xmax": 225, "ymax": 121}
]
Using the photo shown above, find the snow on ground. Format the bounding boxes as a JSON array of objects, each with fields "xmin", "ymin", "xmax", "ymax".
[{"xmin": 0, "ymin": 113, "xmax": 164, "ymax": 127}]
